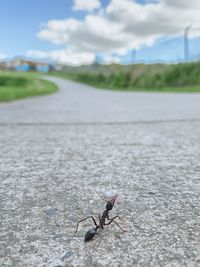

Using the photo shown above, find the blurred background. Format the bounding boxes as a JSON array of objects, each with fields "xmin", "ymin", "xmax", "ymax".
[{"xmin": 1, "ymin": 0, "xmax": 200, "ymax": 96}]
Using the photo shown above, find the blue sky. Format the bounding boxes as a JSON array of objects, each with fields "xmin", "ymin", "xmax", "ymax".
[
  {"xmin": 0, "ymin": 0, "xmax": 109, "ymax": 55},
  {"xmin": 0, "ymin": 0, "xmax": 75, "ymax": 55},
  {"xmin": 0, "ymin": 0, "xmax": 200, "ymax": 65}
]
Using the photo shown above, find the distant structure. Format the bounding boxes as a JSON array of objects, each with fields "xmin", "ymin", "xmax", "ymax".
[
  {"xmin": 131, "ymin": 49, "xmax": 136, "ymax": 63},
  {"xmin": 0, "ymin": 57, "xmax": 54, "ymax": 72},
  {"xmin": 184, "ymin": 25, "xmax": 192, "ymax": 62},
  {"xmin": 0, "ymin": 61, "xmax": 7, "ymax": 70}
]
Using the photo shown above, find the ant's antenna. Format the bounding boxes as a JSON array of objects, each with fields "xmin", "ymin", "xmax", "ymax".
[{"xmin": 95, "ymin": 190, "xmax": 109, "ymax": 202}]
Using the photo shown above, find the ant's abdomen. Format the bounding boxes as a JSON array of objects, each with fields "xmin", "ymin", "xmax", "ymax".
[{"xmin": 84, "ymin": 228, "xmax": 97, "ymax": 242}]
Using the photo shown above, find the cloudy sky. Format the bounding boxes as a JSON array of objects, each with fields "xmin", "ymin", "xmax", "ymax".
[{"xmin": 0, "ymin": 0, "xmax": 200, "ymax": 65}]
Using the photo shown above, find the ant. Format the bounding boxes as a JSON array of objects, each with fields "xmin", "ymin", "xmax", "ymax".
[{"xmin": 73, "ymin": 191, "xmax": 126, "ymax": 242}]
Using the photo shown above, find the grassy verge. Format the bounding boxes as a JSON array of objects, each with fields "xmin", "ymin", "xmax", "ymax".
[
  {"xmin": 49, "ymin": 62, "xmax": 200, "ymax": 93},
  {"xmin": 0, "ymin": 71, "xmax": 58, "ymax": 102}
]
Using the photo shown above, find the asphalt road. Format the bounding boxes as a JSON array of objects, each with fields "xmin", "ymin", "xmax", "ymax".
[
  {"xmin": 0, "ymin": 77, "xmax": 200, "ymax": 124},
  {"xmin": 0, "ymin": 77, "xmax": 200, "ymax": 267}
]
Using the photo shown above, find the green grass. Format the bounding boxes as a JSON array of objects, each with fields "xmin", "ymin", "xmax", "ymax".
[
  {"xmin": 49, "ymin": 62, "xmax": 200, "ymax": 93},
  {"xmin": 0, "ymin": 71, "xmax": 58, "ymax": 102}
]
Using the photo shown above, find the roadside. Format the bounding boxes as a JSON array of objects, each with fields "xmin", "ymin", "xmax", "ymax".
[
  {"xmin": 49, "ymin": 61, "xmax": 200, "ymax": 93},
  {"xmin": 0, "ymin": 71, "xmax": 58, "ymax": 102}
]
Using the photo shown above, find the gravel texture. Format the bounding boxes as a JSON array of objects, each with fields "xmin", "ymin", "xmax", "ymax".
[{"xmin": 0, "ymin": 77, "xmax": 200, "ymax": 267}]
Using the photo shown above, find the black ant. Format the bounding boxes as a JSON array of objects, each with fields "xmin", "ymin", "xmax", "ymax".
[{"xmin": 73, "ymin": 192, "xmax": 126, "ymax": 242}]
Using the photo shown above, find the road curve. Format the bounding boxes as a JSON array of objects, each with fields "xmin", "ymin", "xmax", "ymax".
[{"xmin": 0, "ymin": 76, "xmax": 200, "ymax": 124}]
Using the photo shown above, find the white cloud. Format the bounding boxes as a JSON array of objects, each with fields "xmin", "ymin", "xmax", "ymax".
[
  {"xmin": 27, "ymin": 50, "xmax": 48, "ymax": 59},
  {"xmin": 73, "ymin": 0, "xmax": 101, "ymax": 11},
  {"xmin": 106, "ymin": 0, "xmax": 199, "ymax": 38},
  {"xmin": 32, "ymin": 0, "xmax": 200, "ymax": 65},
  {"xmin": 100, "ymin": 54, "xmax": 122, "ymax": 64},
  {"xmin": 0, "ymin": 53, "xmax": 6, "ymax": 60},
  {"xmin": 68, "ymin": 15, "xmax": 132, "ymax": 53},
  {"xmin": 38, "ymin": 19, "xmax": 80, "ymax": 44},
  {"xmin": 27, "ymin": 49, "xmax": 95, "ymax": 66}
]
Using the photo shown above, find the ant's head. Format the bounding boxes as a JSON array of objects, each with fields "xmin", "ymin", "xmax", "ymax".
[{"xmin": 106, "ymin": 195, "xmax": 118, "ymax": 211}]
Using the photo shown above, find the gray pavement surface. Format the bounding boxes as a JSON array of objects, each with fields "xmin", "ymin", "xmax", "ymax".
[
  {"xmin": 0, "ymin": 77, "xmax": 200, "ymax": 124},
  {"xmin": 0, "ymin": 77, "xmax": 200, "ymax": 267}
]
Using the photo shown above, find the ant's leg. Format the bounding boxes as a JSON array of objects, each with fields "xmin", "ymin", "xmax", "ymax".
[
  {"xmin": 105, "ymin": 216, "xmax": 127, "ymax": 232},
  {"xmin": 96, "ymin": 214, "xmax": 104, "ymax": 247},
  {"xmin": 107, "ymin": 214, "xmax": 122, "ymax": 221},
  {"xmin": 72, "ymin": 216, "xmax": 98, "ymax": 237},
  {"xmin": 98, "ymin": 213, "xmax": 104, "ymax": 230},
  {"xmin": 112, "ymin": 220, "xmax": 127, "ymax": 232},
  {"xmin": 95, "ymin": 190, "xmax": 109, "ymax": 202},
  {"xmin": 96, "ymin": 230, "xmax": 102, "ymax": 247}
]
